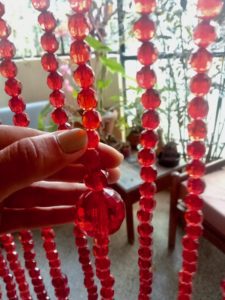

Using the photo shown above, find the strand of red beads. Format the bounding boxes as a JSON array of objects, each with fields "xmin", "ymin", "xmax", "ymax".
[
  {"xmin": 133, "ymin": 1, "xmax": 160, "ymax": 299},
  {"xmin": 221, "ymin": 279, "xmax": 225, "ymax": 300},
  {"xmin": 18, "ymin": 231, "xmax": 50, "ymax": 300},
  {"xmin": 177, "ymin": 1, "xmax": 224, "ymax": 300},
  {"xmin": 67, "ymin": 1, "xmax": 125, "ymax": 299}
]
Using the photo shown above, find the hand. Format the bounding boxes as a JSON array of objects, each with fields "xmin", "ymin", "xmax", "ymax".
[{"xmin": 0, "ymin": 125, "xmax": 123, "ymax": 234}]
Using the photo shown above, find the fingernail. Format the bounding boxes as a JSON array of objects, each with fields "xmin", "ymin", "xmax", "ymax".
[{"xmin": 57, "ymin": 129, "xmax": 87, "ymax": 153}]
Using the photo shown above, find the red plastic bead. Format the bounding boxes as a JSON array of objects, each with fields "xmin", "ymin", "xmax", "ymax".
[
  {"xmin": 47, "ymin": 72, "xmax": 63, "ymax": 90},
  {"xmin": 140, "ymin": 130, "xmax": 158, "ymax": 148},
  {"xmin": 141, "ymin": 89, "xmax": 161, "ymax": 109},
  {"xmin": 0, "ymin": 59, "xmax": 17, "ymax": 78},
  {"xmin": 188, "ymin": 97, "xmax": 208, "ymax": 119},
  {"xmin": 87, "ymin": 130, "xmax": 100, "ymax": 148},
  {"xmin": 182, "ymin": 235, "xmax": 199, "ymax": 251},
  {"xmin": 38, "ymin": 11, "xmax": 57, "ymax": 32},
  {"xmin": 190, "ymin": 73, "xmax": 211, "ymax": 96},
  {"xmin": 77, "ymin": 88, "xmax": 97, "ymax": 110},
  {"xmin": 186, "ymin": 225, "xmax": 203, "ymax": 238},
  {"xmin": 0, "ymin": 39, "xmax": 15, "ymax": 59},
  {"xmin": 138, "ymin": 148, "xmax": 155, "ymax": 166},
  {"xmin": 69, "ymin": 0, "xmax": 92, "ymax": 13},
  {"xmin": 139, "ymin": 182, "xmax": 156, "ymax": 197},
  {"xmin": 185, "ymin": 210, "xmax": 203, "ymax": 225},
  {"xmin": 184, "ymin": 194, "xmax": 204, "ymax": 210},
  {"xmin": 140, "ymin": 166, "xmax": 157, "ymax": 182},
  {"xmin": 193, "ymin": 21, "xmax": 217, "ymax": 47},
  {"xmin": 187, "ymin": 141, "xmax": 206, "ymax": 159},
  {"xmin": 186, "ymin": 160, "xmax": 206, "ymax": 178},
  {"xmin": 70, "ymin": 40, "xmax": 90, "ymax": 65},
  {"xmin": 82, "ymin": 110, "xmax": 101, "ymax": 130},
  {"xmin": 136, "ymin": 66, "xmax": 156, "ymax": 89},
  {"xmin": 81, "ymin": 149, "xmax": 101, "ymax": 170},
  {"xmin": 51, "ymin": 108, "xmax": 68, "ymax": 125},
  {"xmin": 84, "ymin": 170, "xmax": 108, "ymax": 191},
  {"xmin": 0, "ymin": 19, "xmax": 10, "ymax": 38},
  {"xmin": 9, "ymin": 96, "xmax": 26, "ymax": 113},
  {"xmin": 187, "ymin": 177, "xmax": 205, "ymax": 194},
  {"xmin": 73, "ymin": 64, "xmax": 94, "ymax": 88},
  {"xmin": 75, "ymin": 188, "xmax": 125, "ymax": 237},
  {"xmin": 32, "ymin": 0, "xmax": 50, "ymax": 11},
  {"xmin": 138, "ymin": 223, "xmax": 153, "ymax": 237},
  {"xmin": 5, "ymin": 78, "xmax": 22, "ymax": 96},
  {"xmin": 137, "ymin": 210, "xmax": 151, "ymax": 223},
  {"xmin": 58, "ymin": 123, "xmax": 71, "ymax": 130},
  {"xmin": 41, "ymin": 53, "xmax": 58, "ymax": 72},
  {"xmin": 49, "ymin": 90, "xmax": 65, "ymax": 107},
  {"xmin": 140, "ymin": 197, "xmax": 156, "ymax": 212},
  {"xmin": 190, "ymin": 48, "xmax": 212, "ymax": 73},
  {"xmin": 41, "ymin": 33, "xmax": 59, "ymax": 53},
  {"xmin": 178, "ymin": 293, "xmax": 191, "ymax": 300},
  {"xmin": 188, "ymin": 119, "xmax": 207, "ymax": 139},
  {"xmin": 137, "ymin": 42, "xmax": 158, "ymax": 65},
  {"xmin": 68, "ymin": 14, "xmax": 90, "ymax": 40},
  {"xmin": 134, "ymin": 0, "xmax": 156, "ymax": 14},
  {"xmin": 197, "ymin": 0, "xmax": 224, "ymax": 19},
  {"xmin": 13, "ymin": 113, "xmax": 30, "ymax": 127},
  {"xmin": 182, "ymin": 262, "xmax": 197, "ymax": 274},
  {"xmin": 179, "ymin": 270, "xmax": 193, "ymax": 284},
  {"xmin": 142, "ymin": 109, "xmax": 159, "ymax": 130},
  {"xmin": 133, "ymin": 16, "xmax": 155, "ymax": 41}
]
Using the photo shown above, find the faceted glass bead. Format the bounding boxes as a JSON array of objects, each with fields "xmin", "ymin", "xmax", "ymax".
[
  {"xmin": 140, "ymin": 166, "xmax": 157, "ymax": 182},
  {"xmin": 68, "ymin": 14, "xmax": 90, "ymax": 40},
  {"xmin": 138, "ymin": 223, "xmax": 153, "ymax": 237},
  {"xmin": 137, "ymin": 209, "xmax": 151, "ymax": 223},
  {"xmin": 38, "ymin": 11, "xmax": 57, "ymax": 32},
  {"xmin": 0, "ymin": 19, "xmax": 11, "ymax": 38},
  {"xmin": 9, "ymin": 97, "xmax": 25, "ymax": 113},
  {"xmin": 142, "ymin": 109, "xmax": 159, "ymax": 130},
  {"xmin": 188, "ymin": 97, "xmax": 208, "ymax": 119},
  {"xmin": 81, "ymin": 149, "xmax": 101, "ymax": 170},
  {"xmin": 140, "ymin": 197, "xmax": 156, "ymax": 212},
  {"xmin": 184, "ymin": 194, "xmax": 203, "ymax": 210},
  {"xmin": 186, "ymin": 160, "xmax": 205, "ymax": 178},
  {"xmin": 182, "ymin": 235, "xmax": 199, "ymax": 251},
  {"xmin": 187, "ymin": 177, "xmax": 205, "ymax": 194},
  {"xmin": 190, "ymin": 48, "xmax": 212, "ymax": 73},
  {"xmin": 140, "ymin": 130, "xmax": 158, "ymax": 149},
  {"xmin": 139, "ymin": 236, "xmax": 153, "ymax": 247},
  {"xmin": 193, "ymin": 21, "xmax": 217, "ymax": 47},
  {"xmin": 187, "ymin": 141, "xmax": 206, "ymax": 159},
  {"xmin": 73, "ymin": 65, "xmax": 95, "ymax": 89},
  {"xmin": 69, "ymin": 0, "xmax": 92, "ymax": 13},
  {"xmin": 75, "ymin": 188, "xmax": 125, "ymax": 237},
  {"xmin": 58, "ymin": 122, "xmax": 71, "ymax": 130},
  {"xmin": 0, "ymin": 3, "xmax": 5, "ymax": 17},
  {"xmin": 41, "ymin": 33, "xmax": 59, "ymax": 53},
  {"xmin": 186, "ymin": 225, "xmax": 203, "ymax": 238},
  {"xmin": 101, "ymin": 275, "xmax": 115, "ymax": 288},
  {"xmin": 139, "ymin": 182, "xmax": 156, "ymax": 197},
  {"xmin": 70, "ymin": 40, "xmax": 90, "ymax": 65},
  {"xmin": 77, "ymin": 88, "xmax": 97, "ymax": 110},
  {"xmin": 182, "ymin": 262, "xmax": 197, "ymax": 274},
  {"xmin": 51, "ymin": 108, "xmax": 68, "ymax": 125},
  {"xmin": 84, "ymin": 170, "xmax": 108, "ymax": 191},
  {"xmin": 0, "ymin": 40, "xmax": 15, "ymax": 59},
  {"xmin": 141, "ymin": 89, "xmax": 161, "ymax": 109},
  {"xmin": 0, "ymin": 59, "xmax": 17, "ymax": 78},
  {"xmin": 50, "ymin": 90, "xmax": 65, "ymax": 107},
  {"xmin": 136, "ymin": 66, "xmax": 156, "ymax": 89},
  {"xmin": 13, "ymin": 113, "xmax": 30, "ymax": 127},
  {"xmin": 137, "ymin": 42, "xmax": 158, "ymax": 65},
  {"xmin": 32, "ymin": 0, "xmax": 50, "ymax": 11},
  {"xmin": 197, "ymin": 0, "xmax": 224, "ymax": 19},
  {"xmin": 47, "ymin": 72, "xmax": 63, "ymax": 90},
  {"xmin": 134, "ymin": 0, "xmax": 156, "ymax": 14},
  {"xmin": 87, "ymin": 130, "xmax": 100, "ymax": 148},
  {"xmin": 188, "ymin": 119, "xmax": 207, "ymax": 139},
  {"xmin": 138, "ymin": 148, "xmax": 155, "ymax": 166},
  {"xmin": 100, "ymin": 288, "xmax": 114, "ymax": 298},
  {"xmin": 41, "ymin": 53, "xmax": 58, "ymax": 72},
  {"xmin": 190, "ymin": 74, "xmax": 211, "ymax": 96},
  {"xmin": 133, "ymin": 16, "xmax": 155, "ymax": 41},
  {"xmin": 5, "ymin": 78, "xmax": 22, "ymax": 97},
  {"xmin": 178, "ymin": 282, "xmax": 193, "ymax": 294},
  {"xmin": 179, "ymin": 270, "xmax": 193, "ymax": 284},
  {"xmin": 178, "ymin": 293, "xmax": 191, "ymax": 300},
  {"xmin": 82, "ymin": 110, "xmax": 101, "ymax": 130},
  {"xmin": 185, "ymin": 210, "xmax": 203, "ymax": 225}
]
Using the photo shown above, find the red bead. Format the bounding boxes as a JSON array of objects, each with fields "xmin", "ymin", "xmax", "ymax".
[
  {"xmin": 140, "ymin": 197, "xmax": 156, "ymax": 212},
  {"xmin": 82, "ymin": 110, "xmax": 101, "ymax": 130},
  {"xmin": 137, "ymin": 209, "xmax": 151, "ymax": 223},
  {"xmin": 190, "ymin": 48, "xmax": 212, "ymax": 73},
  {"xmin": 47, "ymin": 72, "xmax": 63, "ymax": 90},
  {"xmin": 137, "ymin": 42, "xmax": 158, "ymax": 65},
  {"xmin": 197, "ymin": 0, "xmax": 224, "ymax": 19},
  {"xmin": 184, "ymin": 194, "xmax": 204, "ymax": 210},
  {"xmin": 5, "ymin": 78, "xmax": 22, "ymax": 97},
  {"xmin": 13, "ymin": 113, "xmax": 30, "ymax": 127},
  {"xmin": 186, "ymin": 160, "xmax": 205, "ymax": 178},
  {"xmin": 32, "ymin": 0, "xmax": 50, "ymax": 11},
  {"xmin": 0, "ymin": 39, "xmax": 15, "ymax": 59},
  {"xmin": 74, "ymin": 64, "xmax": 94, "ymax": 88},
  {"xmin": 139, "ymin": 236, "xmax": 152, "ymax": 247},
  {"xmin": 77, "ymin": 88, "xmax": 97, "ymax": 110},
  {"xmin": 137, "ymin": 66, "xmax": 156, "ymax": 89},
  {"xmin": 0, "ymin": 3, "xmax": 5, "ymax": 17},
  {"xmin": 87, "ymin": 130, "xmax": 100, "ymax": 148},
  {"xmin": 187, "ymin": 141, "xmax": 206, "ymax": 159},
  {"xmin": 139, "ymin": 182, "xmax": 156, "ymax": 197},
  {"xmin": 186, "ymin": 225, "xmax": 203, "ymax": 238},
  {"xmin": 41, "ymin": 33, "xmax": 59, "ymax": 53},
  {"xmin": 68, "ymin": 14, "xmax": 90, "ymax": 40},
  {"xmin": 178, "ymin": 293, "xmax": 191, "ymax": 300},
  {"xmin": 100, "ymin": 287, "xmax": 114, "ymax": 298},
  {"xmin": 84, "ymin": 170, "xmax": 108, "ymax": 191},
  {"xmin": 187, "ymin": 177, "xmax": 205, "ymax": 194},
  {"xmin": 142, "ymin": 109, "xmax": 159, "ymax": 130},
  {"xmin": 185, "ymin": 210, "xmax": 203, "ymax": 225},
  {"xmin": 188, "ymin": 97, "xmax": 208, "ymax": 119},
  {"xmin": 193, "ymin": 21, "xmax": 217, "ymax": 47},
  {"xmin": 38, "ymin": 11, "xmax": 57, "ymax": 32},
  {"xmin": 0, "ymin": 59, "xmax": 17, "ymax": 78},
  {"xmin": 190, "ymin": 73, "xmax": 211, "ymax": 96},
  {"xmin": 70, "ymin": 40, "xmax": 90, "ymax": 65},
  {"xmin": 138, "ymin": 247, "xmax": 152, "ymax": 259},
  {"xmin": 140, "ymin": 166, "xmax": 157, "ymax": 182},
  {"xmin": 182, "ymin": 262, "xmax": 197, "ymax": 274},
  {"xmin": 138, "ymin": 148, "xmax": 155, "ymax": 166},
  {"xmin": 41, "ymin": 53, "xmax": 58, "ymax": 72},
  {"xmin": 101, "ymin": 275, "xmax": 115, "ymax": 288},
  {"xmin": 50, "ymin": 90, "xmax": 65, "ymax": 107},
  {"xmin": 140, "ymin": 130, "xmax": 158, "ymax": 148},
  {"xmin": 0, "ymin": 19, "xmax": 10, "ymax": 38},
  {"xmin": 75, "ymin": 188, "xmax": 125, "ymax": 237},
  {"xmin": 179, "ymin": 282, "xmax": 193, "ymax": 294},
  {"xmin": 133, "ymin": 16, "xmax": 155, "ymax": 42},
  {"xmin": 141, "ymin": 89, "xmax": 160, "ymax": 109},
  {"xmin": 81, "ymin": 149, "xmax": 100, "ymax": 170},
  {"xmin": 138, "ymin": 223, "xmax": 153, "ymax": 237},
  {"xmin": 9, "ymin": 97, "xmax": 25, "ymax": 113},
  {"xmin": 58, "ymin": 123, "xmax": 71, "ymax": 130},
  {"xmin": 188, "ymin": 119, "xmax": 207, "ymax": 139},
  {"xmin": 134, "ymin": 0, "xmax": 156, "ymax": 13},
  {"xmin": 69, "ymin": 0, "xmax": 92, "ymax": 13},
  {"xmin": 182, "ymin": 235, "xmax": 199, "ymax": 251},
  {"xmin": 51, "ymin": 108, "xmax": 68, "ymax": 125}
]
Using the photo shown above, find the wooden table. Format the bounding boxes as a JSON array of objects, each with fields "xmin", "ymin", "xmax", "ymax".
[{"xmin": 111, "ymin": 155, "xmax": 185, "ymax": 244}]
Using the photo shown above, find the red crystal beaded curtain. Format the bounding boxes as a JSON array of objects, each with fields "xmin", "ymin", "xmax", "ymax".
[
  {"xmin": 133, "ymin": 0, "xmax": 160, "ymax": 299},
  {"xmin": 178, "ymin": 0, "xmax": 224, "ymax": 300}
]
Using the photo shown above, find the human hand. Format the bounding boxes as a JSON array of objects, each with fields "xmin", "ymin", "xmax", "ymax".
[{"xmin": 0, "ymin": 125, "xmax": 123, "ymax": 234}]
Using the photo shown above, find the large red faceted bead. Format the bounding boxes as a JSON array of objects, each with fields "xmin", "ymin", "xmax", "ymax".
[
  {"xmin": 188, "ymin": 97, "xmax": 208, "ymax": 119},
  {"xmin": 77, "ymin": 88, "xmax": 97, "ymax": 110},
  {"xmin": 82, "ymin": 110, "xmax": 101, "ymax": 130},
  {"xmin": 84, "ymin": 170, "xmax": 108, "ymax": 191},
  {"xmin": 75, "ymin": 188, "xmax": 125, "ymax": 237},
  {"xmin": 185, "ymin": 210, "xmax": 203, "ymax": 225},
  {"xmin": 142, "ymin": 109, "xmax": 159, "ymax": 130},
  {"xmin": 0, "ymin": 40, "xmax": 15, "ymax": 59},
  {"xmin": 32, "ymin": 0, "xmax": 50, "ymax": 11},
  {"xmin": 140, "ymin": 130, "xmax": 158, "ymax": 148},
  {"xmin": 0, "ymin": 59, "xmax": 17, "ymax": 78},
  {"xmin": 137, "ymin": 42, "xmax": 158, "ymax": 65},
  {"xmin": 9, "ymin": 96, "xmax": 25, "ymax": 113},
  {"xmin": 187, "ymin": 141, "xmax": 206, "ymax": 159},
  {"xmin": 193, "ymin": 21, "xmax": 217, "ymax": 47},
  {"xmin": 138, "ymin": 148, "xmax": 155, "ymax": 166},
  {"xmin": 188, "ymin": 119, "xmax": 207, "ymax": 139},
  {"xmin": 41, "ymin": 33, "xmax": 59, "ymax": 53},
  {"xmin": 0, "ymin": 19, "xmax": 10, "ymax": 38},
  {"xmin": 134, "ymin": 0, "xmax": 156, "ymax": 14},
  {"xmin": 51, "ymin": 107, "xmax": 68, "ymax": 125},
  {"xmin": 182, "ymin": 235, "xmax": 199, "ymax": 251},
  {"xmin": 184, "ymin": 194, "xmax": 204, "ymax": 210},
  {"xmin": 140, "ymin": 166, "xmax": 157, "ymax": 182},
  {"xmin": 186, "ymin": 160, "xmax": 206, "ymax": 178},
  {"xmin": 41, "ymin": 53, "xmax": 58, "ymax": 72},
  {"xmin": 50, "ymin": 90, "xmax": 65, "ymax": 107},
  {"xmin": 139, "ymin": 182, "xmax": 156, "ymax": 197},
  {"xmin": 87, "ymin": 130, "xmax": 100, "ymax": 148},
  {"xmin": 136, "ymin": 66, "xmax": 156, "ymax": 89},
  {"xmin": 13, "ymin": 113, "xmax": 30, "ymax": 127},
  {"xmin": 70, "ymin": 40, "xmax": 90, "ymax": 65},
  {"xmin": 190, "ymin": 73, "xmax": 211, "ymax": 96},
  {"xmin": 68, "ymin": 14, "xmax": 90, "ymax": 40},
  {"xmin": 47, "ymin": 72, "xmax": 63, "ymax": 90},
  {"xmin": 187, "ymin": 177, "xmax": 205, "ymax": 194},
  {"xmin": 73, "ymin": 64, "xmax": 94, "ymax": 88},
  {"xmin": 38, "ymin": 11, "xmax": 57, "ymax": 32},
  {"xmin": 5, "ymin": 78, "xmax": 22, "ymax": 97},
  {"xmin": 190, "ymin": 48, "xmax": 212, "ymax": 73},
  {"xmin": 197, "ymin": 0, "xmax": 224, "ymax": 19},
  {"xmin": 69, "ymin": 0, "xmax": 92, "ymax": 13},
  {"xmin": 141, "ymin": 89, "xmax": 160, "ymax": 109},
  {"xmin": 133, "ymin": 16, "xmax": 155, "ymax": 41}
]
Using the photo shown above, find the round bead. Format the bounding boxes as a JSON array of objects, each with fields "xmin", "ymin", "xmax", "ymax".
[
  {"xmin": 0, "ymin": 19, "xmax": 11, "ymax": 38},
  {"xmin": 81, "ymin": 149, "xmax": 100, "ymax": 170},
  {"xmin": 179, "ymin": 270, "xmax": 193, "ymax": 284},
  {"xmin": 41, "ymin": 53, "xmax": 58, "ymax": 72},
  {"xmin": 0, "ymin": 40, "xmax": 15, "ymax": 59},
  {"xmin": 188, "ymin": 97, "xmax": 208, "ymax": 119},
  {"xmin": 84, "ymin": 170, "xmax": 108, "ymax": 191},
  {"xmin": 185, "ymin": 210, "xmax": 203, "ymax": 225},
  {"xmin": 13, "ymin": 113, "xmax": 30, "ymax": 127},
  {"xmin": 137, "ymin": 209, "xmax": 151, "ymax": 223},
  {"xmin": 87, "ymin": 130, "xmax": 100, "ymax": 148},
  {"xmin": 136, "ymin": 66, "xmax": 156, "ymax": 89},
  {"xmin": 187, "ymin": 177, "xmax": 205, "ymax": 194},
  {"xmin": 0, "ymin": 3, "xmax": 5, "ymax": 17},
  {"xmin": 134, "ymin": 0, "xmax": 156, "ymax": 14},
  {"xmin": 140, "ymin": 197, "xmax": 156, "ymax": 212},
  {"xmin": 186, "ymin": 160, "xmax": 206, "ymax": 178},
  {"xmin": 38, "ymin": 11, "xmax": 57, "ymax": 32},
  {"xmin": 0, "ymin": 59, "xmax": 17, "ymax": 78},
  {"xmin": 139, "ymin": 237, "xmax": 152, "ymax": 248},
  {"xmin": 47, "ymin": 72, "xmax": 63, "ymax": 90},
  {"xmin": 142, "ymin": 109, "xmax": 160, "ymax": 130},
  {"xmin": 77, "ymin": 88, "xmax": 97, "ymax": 110},
  {"xmin": 182, "ymin": 262, "xmax": 197, "ymax": 274},
  {"xmin": 51, "ymin": 108, "xmax": 68, "ymax": 125},
  {"xmin": 193, "ymin": 21, "xmax": 217, "ymax": 47},
  {"xmin": 140, "ymin": 130, "xmax": 158, "ymax": 148},
  {"xmin": 138, "ymin": 148, "xmax": 155, "ymax": 166},
  {"xmin": 32, "ymin": 0, "xmax": 50, "ymax": 11},
  {"xmin": 133, "ymin": 16, "xmax": 155, "ymax": 41},
  {"xmin": 50, "ymin": 90, "xmax": 65, "ymax": 107},
  {"xmin": 190, "ymin": 73, "xmax": 211, "ymax": 96},
  {"xmin": 75, "ymin": 188, "xmax": 125, "ymax": 237},
  {"xmin": 188, "ymin": 119, "xmax": 207, "ymax": 139},
  {"xmin": 5, "ymin": 78, "xmax": 22, "ymax": 97},
  {"xmin": 139, "ymin": 182, "xmax": 156, "ymax": 197},
  {"xmin": 190, "ymin": 48, "xmax": 212, "ymax": 73},
  {"xmin": 137, "ymin": 42, "xmax": 158, "ymax": 65},
  {"xmin": 187, "ymin": 141, "xmax": 206, "ymax": 159},
  {"xmin": 69, "ymin": 0, "xmax": 92, "ymax": 13},
  {"xmin": 9, "ymin": 96, "xmax": 25, "ymax": 113},
  {"xmin": 41, "ymin": 33, "xmax": 59, "ymax": 53},
  {"xmin": 73, "ymin": 64, "xmax": 95, "ymax": 88},
  {"xmin": 82, "ymin": 110, "xmax": 101, "ymax": 130},
  {"xmin": 197, "ymin": 0, "xmax": 224, "ymax": 19},
  {"xmin": 140, "ymin": 166, "xmax": 157, "ymax": 182},
  {"xmin": 141, "ymin": 89, "xmax": 160, "ymax": 109},
  {"xmin": 177, "ymin": 293, "xmax": 191, "ymax": 300},
  {"xmin": 70, "ymin": 40, "xmax": 90, "ymax": 65},
  {"xmin": 186, "ymin": 225, "xmax": 203, "ymax": 238},
  {"xmin": 184, "ymin": 194, "xmax": 204, "ymax": 210},
  {"xmin": 182, "ymin": 235, "xmax": 199, "ymax": 251},
  {"xmin": 138, "ymin": 223, "xmax": 153, "ymax": 237},
  {"xmin": 68, "ymin": 13, "xmax": 90, "ymax": 40}
]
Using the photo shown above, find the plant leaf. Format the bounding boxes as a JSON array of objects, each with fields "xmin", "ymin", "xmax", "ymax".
[
  {"xmin": 100, "ymin": 56, "xmax": 125, "ymax": 74},
  {"xmin": 86, "ymin": 36, "xmax": 111, "ymax": 52}
]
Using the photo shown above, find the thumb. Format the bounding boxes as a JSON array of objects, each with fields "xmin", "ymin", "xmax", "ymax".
[{"xmin": 0, "ymin": 128, "xmax": 87, "ymax": 201}]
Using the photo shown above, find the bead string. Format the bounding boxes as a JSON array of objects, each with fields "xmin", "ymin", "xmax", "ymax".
[{"xmin": 177, "ymin": 1, "xmax": 224, "ymax": 299}]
